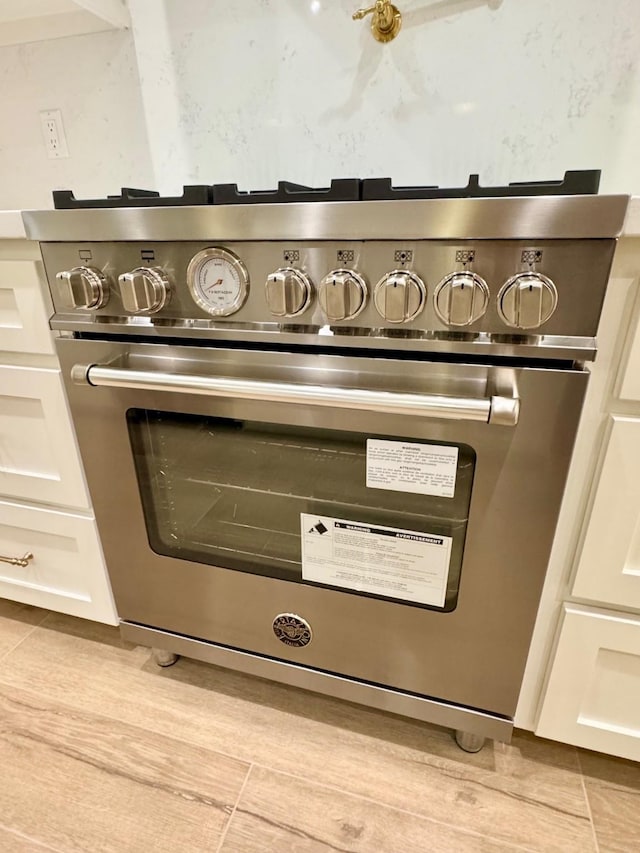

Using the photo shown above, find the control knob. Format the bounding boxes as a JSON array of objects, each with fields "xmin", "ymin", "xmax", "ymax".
[
  {"xmin": 265, "ymin": 267, "xmax": 312, "ymax": 317},
  {"xmin": 434, "ymin": 272, "xmax": 489, "ymax": 326},
  {"xmin": 498, "ymin": 272, "xmax": 558, "ymax": 329},
  {"xmin": 118, "ymin": 267, "xmax": 171, "ymax": 314},
  {"xmin": 318, "ymin": 269, "xmax": 367, "ymax": 321},
  {"xmin": 373, "ymin": 270, "xmax": 426, "ymax": 323},
  {"xmin": 55, "ymin": 266, "xmax": 109, "ymax": 310}
]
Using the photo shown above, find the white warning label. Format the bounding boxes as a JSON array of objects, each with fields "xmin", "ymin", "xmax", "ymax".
[
  {"xmin": 301, "ymin": 513, "xmax": 452, "ymax": 607},
  {"xmin": 366, "ymin": 439, "xmax": 458, "ymax": 498}
]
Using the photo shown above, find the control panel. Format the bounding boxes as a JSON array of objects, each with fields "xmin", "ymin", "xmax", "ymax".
[{"xmin": 42, "ymin": 238, "xmax": 615, "ymax": 342}]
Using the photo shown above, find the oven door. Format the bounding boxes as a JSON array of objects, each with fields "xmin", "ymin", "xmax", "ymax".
[{"xmin": 57, "ymin": 338, "xmax": 587, "ymax": 718}]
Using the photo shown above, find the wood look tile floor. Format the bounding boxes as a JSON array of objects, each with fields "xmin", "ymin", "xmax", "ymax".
[{"xmin": 0, "ymin": 601, "xmax": 638, "ymax": 853}]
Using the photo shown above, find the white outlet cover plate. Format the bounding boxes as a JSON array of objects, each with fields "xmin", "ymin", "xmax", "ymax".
[{"xmin": 40, "ymin": 109, "xmax": 69, "ymax": 159}]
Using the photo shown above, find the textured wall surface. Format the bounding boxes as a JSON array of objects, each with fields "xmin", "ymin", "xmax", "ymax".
[
  {"xmin": 129, "ymin": 0, "xmax": 640, "ymax": 195},
  {"xmin": 0, "ymin": 28, "xmax": 152, "ymax": 209},
  {"xmin": 0, "ymin": 1, "xmax": 639, "ymax": 209}
]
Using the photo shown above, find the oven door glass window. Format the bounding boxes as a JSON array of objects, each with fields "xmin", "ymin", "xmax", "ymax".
[{"xmin": 127, "ymin": 411, "xmax": 475, "ymax": 611}]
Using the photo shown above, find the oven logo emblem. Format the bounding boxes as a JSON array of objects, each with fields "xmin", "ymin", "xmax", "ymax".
[{"xmin": 272, "ymin": 613, "xmax": 312, "ymax": 648}]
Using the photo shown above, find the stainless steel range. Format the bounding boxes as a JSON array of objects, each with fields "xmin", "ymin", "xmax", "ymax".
[{"xmin": 24, "ymin": 171, "xmax": 628, "ymax": 752}]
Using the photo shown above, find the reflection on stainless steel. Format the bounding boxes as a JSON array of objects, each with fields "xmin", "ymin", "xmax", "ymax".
[
  {"xmin": 56, "ymin": 266, "xmax": 109, "ymax": 310},
  {"xmin": 118, "ymin": 267, "xmax": 171, "ymax": 314},
  {"xmin": 122, "ymin": 622, "xmax": 512, "ymax": 740},
  {"xmin": 48, "ymin": 316, "xmax": 598, "ymax": 360},
  {"xmin": 24, "ymin": 194, "xmax": 629, "ymax": 242},
  {"xmin": 72, "ymin": 362, "xmax": 520, "ymax": 426},
  {"xmin": 498, "ymin": 272, "xmax": 558, "ymax": 330},
  {"xmin": 34, "ymin": 190, "xmax": 625, "ymax": 751},
  {"xmin": 56, "ymin": 335, "xmax": 588, "ymax": 748},
  {"xmin": 455, "ymin": 730, "xmax": 486, "ymax": 753}
]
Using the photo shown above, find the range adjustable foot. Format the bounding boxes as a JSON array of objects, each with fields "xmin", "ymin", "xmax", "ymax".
[
  {"xmin": 455, "ymin": 730, "xmax": 486, "ymax": 753},
  {"xmin": 152, "ymin": 648, "xmax": 179, "ymax": 667}
]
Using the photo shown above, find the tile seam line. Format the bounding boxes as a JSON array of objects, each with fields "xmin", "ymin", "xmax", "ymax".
[
  {"xmin": 0, "ymin": 611, "xmax": 49, "ymax": 663},
  {"xmin": 215, "ymin": 762, "xmax": 254, "ymax": 853},
  {"xmin": 0, "ymin": 669, "xmax": 581, "ymax": 853},
  {"xmin": 0, "ymin": 658, "xmax": 586, "ymax": 831},
  {"xmin": 0, "ymin": 650, "xmax": 585, "ymax": 852},
  {"xmin": 245, "ymin": 759, "xmax": 539, "ymax": 853},
  {"xmin": 0, "ymin": 820, "xmax": 66, "ymax": 853},
  {"xmin": 0, "ymin": 674, "xmax": 252, "ymax": 777},
  {"xmin": 576, "ymin": 751, "xmax": 602, "ymax": 853}
]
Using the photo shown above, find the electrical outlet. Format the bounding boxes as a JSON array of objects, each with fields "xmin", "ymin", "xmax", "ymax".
[{"xmin": 40, "ymin": 109, "xmax": 69, "ymax": 159}]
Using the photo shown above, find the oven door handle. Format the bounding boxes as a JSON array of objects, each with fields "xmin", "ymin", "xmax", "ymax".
[{"xmin": 72, "ymin": 364, "xmax": 520, "ymax": 426}]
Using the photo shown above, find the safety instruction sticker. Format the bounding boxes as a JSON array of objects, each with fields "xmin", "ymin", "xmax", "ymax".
[
  {"xmin": 301, "ymin": 513, "xmax": 452, "ymax": 607},
  {"xmin": 366, "ymin": 439, "xmax": 459, "ymax": 498}
]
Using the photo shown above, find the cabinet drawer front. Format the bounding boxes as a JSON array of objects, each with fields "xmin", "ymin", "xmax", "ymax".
[
  {"xmin": 0, "ymin": 258, "xmax": 54, "ymax": 355},
  {"xmin": 537, "ymin": 604, "xmax": 640, "ymax": 760},
  {"xmin": 0, "ymin": 365, "xmax": 89, "ymax": 507},
  {"xmin": 0, "ymin": 500, "xmax": 116, "ymax": 624},
  {"xmin": 572, "ymin": 416, "xmax": 640, "ymax": 609}
]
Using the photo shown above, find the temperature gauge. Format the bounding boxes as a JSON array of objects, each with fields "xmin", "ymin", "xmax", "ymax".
[{"xmin": 186, "ymin": 247, "xmax": 249, "ymax": 317}]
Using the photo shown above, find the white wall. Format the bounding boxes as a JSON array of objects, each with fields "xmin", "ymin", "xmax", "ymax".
[
  {"xmin": 128, "ymin": 0, "xmax": 640, "ymax": 196},
  {"xmin": 0, "ymin": 27, "xmax": 152, "ymax": 209},
  {"xmin": 1, "ymin": 1, "xmax": 639, "ymax": 208}
]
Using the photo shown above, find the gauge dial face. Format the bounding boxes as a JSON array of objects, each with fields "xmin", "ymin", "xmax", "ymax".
[{"xmin": 186, "ymin": 247, "xmax": 249, "ymax": 317}]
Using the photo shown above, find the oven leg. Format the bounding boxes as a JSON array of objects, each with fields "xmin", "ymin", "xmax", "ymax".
[
  {"xmin": 454, "ymin": 730, "xmax": 486, "ymax": 753},
  {"xmin": 152, "ymin": 648, "xmax": 179, "ymax": 667}
]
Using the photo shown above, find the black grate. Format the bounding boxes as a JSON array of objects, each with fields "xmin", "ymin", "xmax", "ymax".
[
  {"xmin": 212, "ymin": 179, "xmax": 362, "ymax": 204},
  {"xmin": 361, "ymin": 170, "xmax": 601, "ymax": 200},
  {"xmin": 51, "ymin": 170, "xmax": 601, "ymax": 209},
  {"xmin": 53, "ymin": 185, "xmax": 213, "ymax": 209}
]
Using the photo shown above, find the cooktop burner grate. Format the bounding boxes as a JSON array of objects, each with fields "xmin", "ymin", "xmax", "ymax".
[{"xmin": 51, "ymin": 169, "xmax": 601, "ymax": 209}]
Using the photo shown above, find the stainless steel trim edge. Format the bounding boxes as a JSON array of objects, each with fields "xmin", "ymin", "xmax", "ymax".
[
  {"xmin": 75, "ymin": 363, "xmax": 520, "ymax": 425},
  {"xmin": 120, "ymin": 621, "xmax": 514, "ymax": 742},
  {"xmin": 23, "ymin": 194, "xmax": 630, "ymax": 242},
  {"xmin": 51, "ymin": 317, "xmax": 598, "ymax": 360},
  {"xmin": 489, "ymin": 395, "xmax": 521, "ymax": 426}
]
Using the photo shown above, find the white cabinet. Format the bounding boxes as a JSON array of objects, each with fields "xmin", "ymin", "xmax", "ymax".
[
  {"xmin": 572, "ymin": 417, "xmax": 640, "ymax": 608},
  {"xmin": 0, "ymin": 257, "xmax": 55, "ymax": 354},
  {"xmin": 530, "ymin": 234, "xmax": 640, "ymax": 760},
  {"xmin": 0, "ymin": 364, "xmax": 89, "ymax": 507},
  {"xmin": 0, "ymin": 233, "xmax": 116, "ymax": 624},
  {"xmin": 0, "ymin": 499, "xmax": 116, "ymax": 623},
  {"xmin": 537, "ymin": 605, "xmax": 640, "ymax": 761}
]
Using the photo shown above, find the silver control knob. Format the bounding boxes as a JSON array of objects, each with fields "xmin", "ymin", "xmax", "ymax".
[
  {"xmin": 373, "ymin": 270, "xmax": 426, "ymax": 323},
  {"xmin": 498, "ymin": 272, "xmax": 558, "ymax": 329},
  {"xmin": 55, "ymin": 266, "xmax": 109, "ymax": 310},
  {"xmin": 434, "ymin": 272, "xmax": 489, "ymax": 326},
  {"xmin": 318, "ymin": 269, "xmax": 367, "ymax": 321},
  {"xmin": 265, "ymin": 267, "xmax": 312, "ymax": 317},
  {"xmin": 118, "ymin": 267, "xmax": 171, "ymax": 314}
]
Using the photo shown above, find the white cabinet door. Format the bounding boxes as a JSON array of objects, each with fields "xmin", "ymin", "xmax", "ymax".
[
  {"xmin": 619, "ymin": 300, "xmax": 640, "ymax": 401},
  {"xmin": 0, "ymin": 364, "xmax": 90, "ymax": 508},
  {"xmin": 537, "ymin": 604, "xmax": 640, "ymax": 760},
  {"xmin": 572, "ymin": 417, "xmax": 640, "ymax": 609},
  {"xmin": 0, "ymin": 257, "xmax": 55, "ymax": 355},
  {"xmin": 0, "ymin": 499, "xmax": 116, "ymax": 624}
]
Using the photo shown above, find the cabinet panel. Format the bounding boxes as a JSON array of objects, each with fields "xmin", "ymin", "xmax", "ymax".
[
  {"xmin": 0, "ymin": 365, "xmax": 89, "ymax": 508},
  {"xmin": 572, "ymin": 417, "xmax": 640, "ymax": 609},
  {"xmin": 619, "ymin": 299, "xmax": 640, "ymax": 400},
  {"xmin": 0, "ymin": 499, "xmax": 116, "ymax": 624},
  {"xmin": 537, "ymin": 604, "xmax": 640, "ymax": 760},
  {"xmin": 0, "ymin": 259, "xmax": 54, "ymax": 355}
]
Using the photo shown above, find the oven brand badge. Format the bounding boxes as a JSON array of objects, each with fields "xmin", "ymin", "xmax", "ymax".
[{"xmin": 272, "ymin": 613, "xmax": 312, "ymax": 648}]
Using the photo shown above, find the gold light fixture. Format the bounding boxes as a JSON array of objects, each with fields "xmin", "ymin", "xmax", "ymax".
[{"xmin": 352, "ymin": 1, "xmax": 402, "ymax": 42}]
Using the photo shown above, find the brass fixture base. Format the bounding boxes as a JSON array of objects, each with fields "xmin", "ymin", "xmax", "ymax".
[
  {"xmin": 353, "ymin": 2, "xmax": 402, "ymax": 43},
  {"xmin": 372, "ymin": 4, "xmax": 401, "ymax": 42}
]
